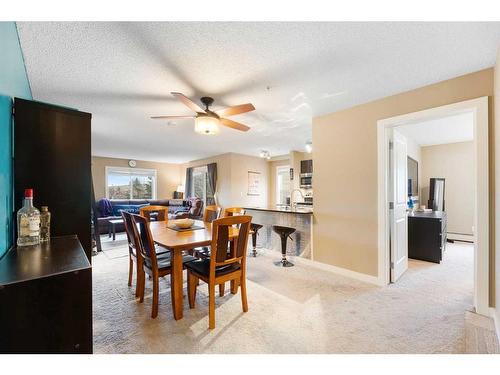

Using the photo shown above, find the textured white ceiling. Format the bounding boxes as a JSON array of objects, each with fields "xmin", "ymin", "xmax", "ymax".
[
  {"xmin": 17, "ymin": 22, "xmax": 500, "ymax": 163},
  {"xmin": 397, "ymin": 112, "xmax": 474, "ymax": 146}
]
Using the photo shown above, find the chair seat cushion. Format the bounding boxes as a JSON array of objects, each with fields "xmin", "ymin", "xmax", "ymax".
[
  {"xmin": 144, "ymin": 254, "xmax": 196, "ymax": 271},
  {"xmin": 185, "ymin": 258, "xmax": 240, "ymax": 277}
]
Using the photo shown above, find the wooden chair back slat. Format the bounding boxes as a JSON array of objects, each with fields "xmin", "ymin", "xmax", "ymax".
[
  {"xmin": 130, "ymin": 213, "xmax": 158, "ymax": 268},
  {"xmin": 210, "ymin": 215, "xmax": 252, "ymax": 268},
  {"xmin": 139, "ymin": 205, "xmax": 168, "ymax": 222},
  {"xmin": 203, "ymin": 205, "xmax": 222, "ymax": 222},
  {"xmin": 223, "ymin": 207, "xmax": 246, "ymax": 217},
  {"xmin": 121, "ymin": 211, "xmax": 136, "ymax": 256}
]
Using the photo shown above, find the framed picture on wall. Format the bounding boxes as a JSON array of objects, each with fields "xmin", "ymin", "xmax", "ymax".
[{"xmin": 247, "ymin": 171, "xmax": 261, "ymax": 196}]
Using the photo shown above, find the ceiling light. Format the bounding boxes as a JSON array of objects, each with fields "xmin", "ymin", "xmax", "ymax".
[
  {"xmin": 260, "ymin": 150, "xmax": 271, "ymax": 159},
  {"xmin": 194, "ymin": 115, "xmax": 220, "ymax": 135},
  {"xmin": 305, "ymin": 142, "xmax": 313, "ymax": 153}
]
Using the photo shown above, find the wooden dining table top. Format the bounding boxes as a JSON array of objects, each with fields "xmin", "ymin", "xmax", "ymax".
[{"xmin": 149, "ymin": 219, "xmax": 240, "ymax": 251}]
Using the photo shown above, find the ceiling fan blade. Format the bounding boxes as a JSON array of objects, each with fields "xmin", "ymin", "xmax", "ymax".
[
  {"xmin": 215, "ymin": 103, "xmax": 255, "ymax": 117},
  {"xmin": 220, "ymin": 118, "xmax": 250, "ymax": 132},
  {"xmin": 171, "ymin": 92, "xmax": 206, "ymax": 113},
  {"xmin": 150, "ymin": 115, "xmax": 195, "ymax": 119}
]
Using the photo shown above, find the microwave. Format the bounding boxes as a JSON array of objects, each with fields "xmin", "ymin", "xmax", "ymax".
[{"xmin": 300, "ymin": 173, "xmax": 312, "ymax": 188}]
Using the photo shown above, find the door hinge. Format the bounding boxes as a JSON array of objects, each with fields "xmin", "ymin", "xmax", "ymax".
[
  {"xmin": 389, "ymin": 141, "xmax": 393, "ymax": 150},
  {"xmin": 389, "ymin": 202, "xmax": 394, "ymax": 209},
  {"xmin": 390, "ymin": 261, "xmax": 394, "ymax": 269},
  {"xmin": 11, "ymin": 107, "xmax": 15, "ymax": 115}
]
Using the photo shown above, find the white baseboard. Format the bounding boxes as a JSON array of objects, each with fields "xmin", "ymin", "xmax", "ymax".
[
  {"xmin": 290, "ymin": 255, "xmax": 384, "ymax": 286},
  {"xmin": 491, "ymin": 308, "xmax": 500, "ymax": 343},
  {"xmin": 447, "ymin": 233, "xmax": 474, "ymax": 242}
]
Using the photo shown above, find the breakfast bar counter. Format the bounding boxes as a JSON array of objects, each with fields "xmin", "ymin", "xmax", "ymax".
[{"xmin": 243, "ymin": 206, "xmax": 313, "ymax": 259}]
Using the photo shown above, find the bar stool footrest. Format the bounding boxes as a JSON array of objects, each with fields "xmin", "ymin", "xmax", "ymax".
[{"xmin": 274, "ymin": 259, "xmax": 294, "ymax": 267}]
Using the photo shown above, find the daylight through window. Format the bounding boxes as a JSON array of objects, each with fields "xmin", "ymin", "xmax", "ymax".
[{"xmin": 106, "ymin": 167, "xmax": 157, "ymax": 199}]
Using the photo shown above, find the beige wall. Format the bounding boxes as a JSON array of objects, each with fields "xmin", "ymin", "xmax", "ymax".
[
  {"xmin": 92, "ymin": 156, "xmax": 182, "ymax": 200},
  {"xmin": 290, "ymin": 151, "xmax": 308, "ymax": 191},
  {"xmin": 494, "ymin": 48, "xmax": 499, "ymax": 324},
  {"xmin": 313, "ymin": 68, "xmax": 494, "ymax": 278},
  {"xmin": 229, "ymin": 153, "xmax": 269, "ymax": 208},
  {"xmin": 268, "ymin": 158, "xmax": 291, "ymax": 206},
  {"xmin": 421, "ymin": 142, "xmax": 474, "ymax": 236},
  {"xmin": 182, "ymin": 153, "xmax": 233, "ymax": 208},
  {"xmin": 267, "ymin": 151, "xmax": 314, "ymax": 206},
  {"xmin": 183, "ymin": 152, "xmax": 269, "ymax": 209}
]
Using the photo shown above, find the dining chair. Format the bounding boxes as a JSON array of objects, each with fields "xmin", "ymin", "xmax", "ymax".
[
  {"xmin": 223, "ymin": 207, "xmax": 246, "ymax": 217},
  {"xmin": 121, "ymin": 211, "xmax": 141, "ymax": 296},
  {"xmin": 139, "ymin": 205, "xmax": 168, "ymax": 222},
  {"xmin": 196, "ymin": 205, "xmax": 223, "ymax": 258},
  {"xmin": 122, "ymin": 211, "xmax": 170, "ymax": 298},
  {"xmin": 186, "ymin": 215, "xmax": 252, "ymax": 329},
  {"xmin": 196, "ymin": 204, "xmax": 227, "ymax": 296},
  {"xmin": 130, "ymin": 213, "xmax": 196, "ymax": 318},
  {"xmin": 203, "ymin": 205, "xmax": 223, "ymax": 222}
]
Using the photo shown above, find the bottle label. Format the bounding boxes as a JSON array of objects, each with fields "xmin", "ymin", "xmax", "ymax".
[
  {"xmin": 19, "ymin": 217, "xmax": 30, "ymax": 237},
  {"xmin": 28, "ymin": 217, "xmax": 40, "ymax": 235}
]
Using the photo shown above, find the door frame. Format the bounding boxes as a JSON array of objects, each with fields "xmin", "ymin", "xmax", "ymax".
[{"xmin": 376, "ymin": 96, "xmax": 489, "ymax": 316}]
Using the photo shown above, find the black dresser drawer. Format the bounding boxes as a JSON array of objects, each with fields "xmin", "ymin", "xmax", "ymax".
[{"xmin": 408, "ymin": 211, "xmax": 447, "ymax": 264}]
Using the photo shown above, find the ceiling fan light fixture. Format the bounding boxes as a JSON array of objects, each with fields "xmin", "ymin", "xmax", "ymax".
[
  {"xmin": 260, "ymin": 150, "xmax": 271, "ymax": 159},
  {"xmin": 194, "ymin": 115, "xmax": 220, "ymax": 135}
]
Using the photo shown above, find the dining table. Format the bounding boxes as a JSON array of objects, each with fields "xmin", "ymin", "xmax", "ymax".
[{"xmin": 149, "ymin": 219, "xmax": 240, "ymax": 320}]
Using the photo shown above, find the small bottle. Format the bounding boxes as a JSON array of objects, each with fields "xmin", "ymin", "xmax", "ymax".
[
  {"xmin": 17, "ymin": 188, "xmax": 41, "ymax": 246},
  {"xmin": 40, "ymin": 206, "xmax": 51, "ymax": 242},
  {"xmin": 407, "ymin": 195, "xmax": 414, "ymax": 211}
]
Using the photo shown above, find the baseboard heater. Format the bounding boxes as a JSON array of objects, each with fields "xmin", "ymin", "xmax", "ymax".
[{"xmin": 447, "ymin": 232, "xmax": 474, "ymax": 243}]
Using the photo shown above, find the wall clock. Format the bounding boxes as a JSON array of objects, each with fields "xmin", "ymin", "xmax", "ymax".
[{"xmin": 128, "ymin": 160, "xmax": 137, "ymax": 168}]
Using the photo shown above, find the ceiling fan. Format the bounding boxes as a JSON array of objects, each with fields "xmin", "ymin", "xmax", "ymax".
[{"xmin": 151, "ymin": 92, "xmax": 255, "ymax": 135}]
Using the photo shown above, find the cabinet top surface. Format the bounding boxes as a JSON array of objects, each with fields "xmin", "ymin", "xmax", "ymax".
[
  {"xmin": 0, "ymin": 235, "xmax": 91, "ymax": 286},
  {"xmin": 408, "ymin": 210, "xmax": 446, "ymax": 220}
]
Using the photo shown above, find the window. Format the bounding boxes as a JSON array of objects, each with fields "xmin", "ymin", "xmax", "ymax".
[
  {"xmin": 192, "ymin": 166, "xmax": 214, "ymax": 206},
  {"xmin": 106, "ymin": 167, "xmax": 157, "ymax": 199},
  {"xmin": 276, "ymin": 165, "xmax": 291, "ymax": 205}
]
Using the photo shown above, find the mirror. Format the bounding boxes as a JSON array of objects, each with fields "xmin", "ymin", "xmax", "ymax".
[
  {"xmin": 428, "ymin": 178, "xmax": 445, "ymax": 211},
  {"xmin": 407, "ymin": 157, "xmax": 418, "ymax": 198}
]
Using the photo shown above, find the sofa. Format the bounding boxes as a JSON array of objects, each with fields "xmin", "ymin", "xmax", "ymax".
[{"xmin": 95, "ymin": 197, "xmax": 203, "ymax": 235}]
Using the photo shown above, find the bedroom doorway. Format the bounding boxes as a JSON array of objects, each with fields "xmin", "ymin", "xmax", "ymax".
[{"xmin": 377, "ymin": 96, "xmax": 489, "ymax": 316}]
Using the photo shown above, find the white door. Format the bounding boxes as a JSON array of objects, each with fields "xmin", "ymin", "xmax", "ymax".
[{"xmin": 390, "ymin": 129, "xmax": 408, "ymax": 282}]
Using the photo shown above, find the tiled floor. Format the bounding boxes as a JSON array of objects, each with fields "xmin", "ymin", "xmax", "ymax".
[{"xmin": 92, "ymin": 235, "xmax": 497, "ymax": 353}]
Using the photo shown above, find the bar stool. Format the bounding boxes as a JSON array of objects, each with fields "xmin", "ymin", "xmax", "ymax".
[
  {"xmin": 249, "ymin": 223, "xmax": 263, "ymax": 257},
  {"xmin": 272, "ymin": 225, "xmax": 296, "ymax": 267}
]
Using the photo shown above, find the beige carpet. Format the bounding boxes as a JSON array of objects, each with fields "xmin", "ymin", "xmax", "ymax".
[{"xmin": 93, "ymin": 235, "xmax": 480, "ymax": 353}]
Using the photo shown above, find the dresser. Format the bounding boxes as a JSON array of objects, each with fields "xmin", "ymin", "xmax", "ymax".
[
  {"xmin": 0, "ymin": 236, "xmax": 92, "ymax": 353},
  {"xmin": 408, "ymin": 211, "xmax": 447, "ymax": 263}
]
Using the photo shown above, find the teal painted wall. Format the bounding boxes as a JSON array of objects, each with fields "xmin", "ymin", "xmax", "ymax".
[{"xmin": 0, "ymin": 22, "xmax": 32, "ymax": 257}]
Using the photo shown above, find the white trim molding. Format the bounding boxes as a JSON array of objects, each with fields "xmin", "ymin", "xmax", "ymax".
[
  {"xmin": 377, "ymin": 96, "xmax": 490, "ymax": 315},
  {"xmin": 292, "ymin": 256, "xmax": 384, "ymax": 286},
  {"xmin": 490, "ymin": 308, "xmax": 500, "ymax": 344}
]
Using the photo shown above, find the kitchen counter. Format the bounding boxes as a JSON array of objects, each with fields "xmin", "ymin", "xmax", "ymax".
[
  {"xmin": 244, "ymin": 206, "xmax": 313, "ymax": 259},
  {"xmin": 243, "ymin": 205, "xmax": 313, "ymax": 214}
]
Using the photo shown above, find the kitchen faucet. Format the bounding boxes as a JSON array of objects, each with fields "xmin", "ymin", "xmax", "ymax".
[{"xmin": 291, "ymin": 189, "xmax": 305, "ymax": 210}]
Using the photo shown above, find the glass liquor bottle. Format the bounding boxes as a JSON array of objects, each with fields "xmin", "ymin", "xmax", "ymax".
[
  {"xmin": 40, "ymin": 206, "xmax": 51, "ymax": 242},
  {"xmin": 17, "ymin": 188, "xmax": 41, "ymax": 246}
]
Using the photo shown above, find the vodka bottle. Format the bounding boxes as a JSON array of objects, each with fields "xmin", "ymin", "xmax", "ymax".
[
  {"xmin": 40, "ymin": 206, "xmax": 51, "ymax": 242},
  {"xmin": 17, "ymin": 188, "xmax": 41, "ymax": 246}
]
